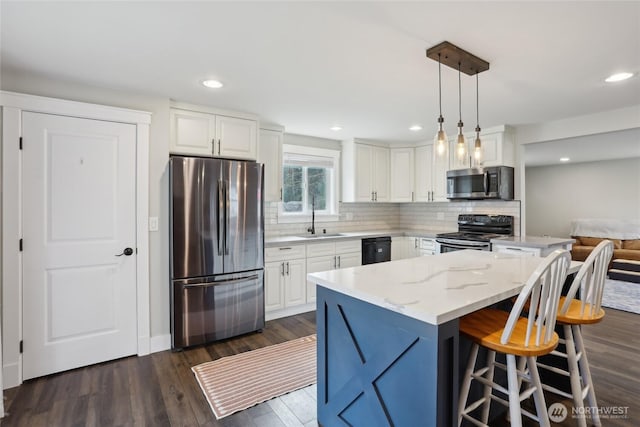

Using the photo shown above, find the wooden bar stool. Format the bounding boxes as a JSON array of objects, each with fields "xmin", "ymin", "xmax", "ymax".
[
  {"xmin": 537, "ymin": 240, "xmax": 613, "ymax": 427},
  {"xmin": 458, "ymin": 249, "xmax": 571, "ymax": 427}
]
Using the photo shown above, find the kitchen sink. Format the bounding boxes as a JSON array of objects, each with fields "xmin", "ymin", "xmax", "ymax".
[{"xmin": 297, "ymin": 233, "xmax": 346, "ymax": 239}]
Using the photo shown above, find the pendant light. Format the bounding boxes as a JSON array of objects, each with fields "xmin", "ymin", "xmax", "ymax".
[
  {"xmin": 426, "ymin": 41, "xmax": 490, "ymax": 162},
  {"xmin": 455, "ymin": 62, "xmax": 468, "ymax": 161},
  {"xmin": 434, "ymin": 53, "xmax": 449, "ymax": 157},
  {"xmin": 474, "ymin": 72, "xmax": 482, "ymax": 163}
]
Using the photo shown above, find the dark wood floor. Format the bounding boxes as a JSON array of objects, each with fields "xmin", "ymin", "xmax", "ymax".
[{"xmin": 2, "ymin": 309, "xmax": 638, "ymax": 426}]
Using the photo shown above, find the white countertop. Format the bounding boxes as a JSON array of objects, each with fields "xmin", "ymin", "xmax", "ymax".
[
  {"xmin": 491, "ymin": 236, "xmax": 575, "ymax": 248},
  {"xmin": 266, "ymin": 230, "xmax": 441, "ymax": 247},
  {"xmin": 308, "ymin": 250, "xmax": 582, "ymax": 326}
]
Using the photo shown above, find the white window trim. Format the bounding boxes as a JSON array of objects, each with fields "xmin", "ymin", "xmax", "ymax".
[{"xmin": 278, "ymin": 144, "xmax": 340, "ymax": 223}]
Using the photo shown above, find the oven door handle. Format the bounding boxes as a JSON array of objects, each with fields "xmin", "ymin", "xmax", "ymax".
[{"xmin": 437, "ymin": 239, "xmax": 490, "ymax": 248}]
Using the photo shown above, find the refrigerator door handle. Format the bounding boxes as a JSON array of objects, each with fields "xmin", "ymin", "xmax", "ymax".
[
  {"xmin": 217, "ymin": 180, "xmax": 224, "ymax": 256},
  {"xmin": 183, "ymin": 274, "xmax": 260, "ymax": 289},
  {"xmin": 225, "ymin": 180, "xmax": 230, "ymax": 255}
]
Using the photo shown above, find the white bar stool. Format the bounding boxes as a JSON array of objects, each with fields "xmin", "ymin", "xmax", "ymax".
[
  {"xmin": 537, "ymin": 240, "xmax": 613, "ymax": 427},
  {"xmin": 458, "ymin": 249, "xmax": 571, "ymax": 427}
]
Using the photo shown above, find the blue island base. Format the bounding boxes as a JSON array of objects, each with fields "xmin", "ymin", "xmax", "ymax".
[{"xmin": 317, "ymin": 286, "xmax": 459, "ymax": 427}]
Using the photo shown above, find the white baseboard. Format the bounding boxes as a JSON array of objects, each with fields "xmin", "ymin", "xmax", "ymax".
[
  {"xmin": 149, "ymin": 334, "xmax": 172, "ymax": 353},
  {"xmin": 266, "ymin": 304, "xmax": 315, "ymax": 321},
  {"xmin": 2, "ymin": 362, "xmax": 21, "ymax": 390}
]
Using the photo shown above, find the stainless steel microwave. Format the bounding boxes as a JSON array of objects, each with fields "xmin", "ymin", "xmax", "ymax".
[{"xmin": 446, "ymin": 166, "xmax": 514, "ymax": 200}]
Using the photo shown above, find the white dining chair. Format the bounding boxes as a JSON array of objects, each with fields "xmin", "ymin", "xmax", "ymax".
[
  {"xmin": 458, "ymin": 249, "xmax": 571, "ymax": 427},
  {"xmin": 537, "ymin": 240, "xmax": 613, "ymax": 427}
]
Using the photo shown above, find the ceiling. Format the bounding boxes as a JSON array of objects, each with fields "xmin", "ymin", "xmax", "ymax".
[
  {"xmin": 524, "ymin": 128, "xmax": 640, "ymax": 167},
  {"xmin": 1, "ymin": 1, "xmax": 639, "ymax": 162}
]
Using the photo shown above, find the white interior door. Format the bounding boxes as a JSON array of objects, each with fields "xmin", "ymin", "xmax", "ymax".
[{"xmin": 22, "ymin": 112, "xmax": 137, "ymax": 380}]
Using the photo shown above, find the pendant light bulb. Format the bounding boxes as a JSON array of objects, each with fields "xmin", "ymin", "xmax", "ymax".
[
  {"xmin": 434, "ymin": 53, "xmax": 448, "ymax": 157},
  {"xmin": 474, "ymin": 72, "xmax": 482, "ymax": 163},
  {"xmin": 455, "ymin": 63, "xmax": 468, "ymax": 162}
]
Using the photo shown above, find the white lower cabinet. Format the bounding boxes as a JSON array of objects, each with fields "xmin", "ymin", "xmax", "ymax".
[
  {"xmin": 264, "ymin": 245, "xmax": 307, "ymax": 317},
  {"xmin": 392, "ymin": 236, "xmax": 436, "ymax": 260},
  {"xmin": 306, "ymin": 240, "xmax": 361, "ymax": 304},
  {"xmin": 492, "ymin": 245, "xmax": 539, "ymax": 257}
]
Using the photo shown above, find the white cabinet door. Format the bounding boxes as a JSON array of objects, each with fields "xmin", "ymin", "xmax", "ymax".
[
  {"xmin": 337, "ymin": 252, "xmax": 361, "ymax": 268},
  {"xmin": 354, "ymin": 143, "xmax": 374, "ymax": 201},
  {"xmin": 476, "ymin": 130, "xmax": 514, "ymax": 168},
  {"xmin": 432, "ymin": 143, "xmax": 449, "ymax": 201},
  {"xmin": 406, "ymin": 237, "xmax": 420, "ymax": 258},
  {"xmin": 391, "ymin": 236, "xmax": 405, "ymax": 260},
  {"xmin": 170, "ymin": 109, "xmax": 215, "ymax": 156},
  {"xmin": 258, "ymin": 129, "xmax": 283, "ymax": 202},
  {"xmin": 216, "ymin": 115, "xmax": 258, "ymax": 160},
  {"xmin": 390, "ymin": 147, "xmax": 415, "ymax": 202},
  {"xmin": 492, "ymin": 245, "xmax": 540, "ymax": 257},
  {"xmin": 372, "ymin": 146, "xmax": 390, "ymax": 202},
  {"xmin": 284, "ymin": 258, "xmax": 306, "ymax": 306},
  {"xmin": 306, "ymin": 255, "xmax": 335, "ymax": 303},
  {"xmin": 265, "ymin": 261, "xmax": 285, "ymax": 312},
  {"xmin": 414, "ymin": 144, "xmax": 433, "ymax": 202}
]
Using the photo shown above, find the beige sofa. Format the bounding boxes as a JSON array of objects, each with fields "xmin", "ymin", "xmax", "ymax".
[{"xmin": 571, "ymin": 236, "xmax": 640, "ymax": 267}]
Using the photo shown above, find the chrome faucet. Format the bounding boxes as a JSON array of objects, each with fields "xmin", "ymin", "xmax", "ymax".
[{"xmin": 307, "ymin": 195, "xmax": 316, "ymax": 235}]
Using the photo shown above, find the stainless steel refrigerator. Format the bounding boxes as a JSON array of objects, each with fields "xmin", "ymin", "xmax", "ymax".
[{"xmin": 170, "ymin": 156, "xmax": 265, "ymax": 349}]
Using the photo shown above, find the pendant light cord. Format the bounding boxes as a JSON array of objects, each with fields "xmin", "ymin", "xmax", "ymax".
[
  {"xmin": 458, "ymin": 62, "xmax": 462, "ymax": 126},
  {"xmin": 438, "ymin": 54, "xmax": 443, "ymax": 117},
  {"xmin": 476, "ymin": 72, "xmax": 480, "ymax": 128}
]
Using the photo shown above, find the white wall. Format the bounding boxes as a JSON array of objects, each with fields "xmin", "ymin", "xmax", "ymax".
[
  {"xmin": 525, "ymin": 157, "xmax": 640, "ymax": 237},
  {"xmin": 0, "ymin": 70, "xmax": 173, "ymax": 339}
]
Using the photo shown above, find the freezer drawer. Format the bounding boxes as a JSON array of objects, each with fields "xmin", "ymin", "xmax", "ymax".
[{"xmin": 171, "ymin": 271, "xmax": 265, "ymax": 348}]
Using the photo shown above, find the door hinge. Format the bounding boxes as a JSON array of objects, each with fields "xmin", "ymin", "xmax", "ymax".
[
  {"xmin": 19, "ymin": 137, "xmax": 23, "ymax": 150},
  {"xmin": 19, "ymin": 340, "xmax": 23, "ymax": 353},
  {"xmin": 19, "ymin": 238, "xmax": 23, "ymax": 251}
]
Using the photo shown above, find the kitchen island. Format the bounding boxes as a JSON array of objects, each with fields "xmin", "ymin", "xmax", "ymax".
[{"xmin": 308, "ymin": 250, "xmax": 581, "ymax": 426}]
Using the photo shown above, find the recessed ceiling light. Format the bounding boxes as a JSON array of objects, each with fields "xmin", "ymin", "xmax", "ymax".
[
  {"xmin": 202, "ymin": 79, "xmax": 224, "ymax": 89},
  {"xmin": 605, "ymin": 72, "xmax": 633, "ymax": 83},
  {"xmin": 330, "ymin": 126, "xmax": 342, "ymax": 131},
  {"xmin": 560, "ymin": 157, "xmax": 570, "ymax": 162},
  {"xmin": 409, "ymin": 125, "xmax": 423, "ymax": 131}
]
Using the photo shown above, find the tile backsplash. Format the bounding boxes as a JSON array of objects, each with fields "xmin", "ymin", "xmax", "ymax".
[{"xmin": 265, "ymin": 200, "xmax": 521, "ymax": 237}]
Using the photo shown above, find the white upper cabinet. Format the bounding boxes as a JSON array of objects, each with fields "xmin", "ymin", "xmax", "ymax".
[
  {"xmin": 448, "ymin": 125, "xmax": 515, "ymax": 170},
  {"xmin": 170, "ymin": 104, "xmax": 258, "ymax": 160},
  {"xmin": 258, "ymin": 127, "xmax": 283, "ymax": 202},
  {"xmin": 216, "ymin": 115, "xmax": 258, "ymax": 160},
  {"xmin": 414, "ymin": 143, "xmax": 448, "ymax": 202},
  {"xmin": 390, "ymin": 147, "xmax": 415, "ymax": 202},
  {"xmin": 342, "ymin": 139, "xmax": 389, "ymax": 202},
  {"xmin": 414, "ymin": 144, "xmax": 433, "ymax": 202},
  {"xmin": 170, "ymin": 109, "xmax": 216, "ymax": 156},
  {"xmin": 476, "ymin": 126, "xmax": 515, "ymax": 168},
  {"xmin": 432, "ymin": 143, "xmax": 449, "ymax": 201}
]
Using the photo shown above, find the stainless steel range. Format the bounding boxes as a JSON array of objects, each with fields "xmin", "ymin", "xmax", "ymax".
[{"xmin": 436, "ymin": 214, "xmax": 514, "ymax": 253}]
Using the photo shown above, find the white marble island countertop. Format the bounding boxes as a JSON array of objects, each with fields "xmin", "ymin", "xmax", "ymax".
[
  {"xmin": 491, "ymin": 235, "xmax": 575, "ymax": 248},
  {"xmin": 308, "ymin": 250, "xmax": 581, "ymax": 326}
]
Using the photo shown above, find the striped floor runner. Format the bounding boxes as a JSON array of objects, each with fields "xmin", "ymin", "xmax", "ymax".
[{"xmin": 192, "ymin": 334, "xmax": 317, "ymax": 419}]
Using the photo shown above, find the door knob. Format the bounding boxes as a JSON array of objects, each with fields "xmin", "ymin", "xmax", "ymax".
[{"xmin": 116, "ymin": 247, "xmax": 134, "ymax": 256}]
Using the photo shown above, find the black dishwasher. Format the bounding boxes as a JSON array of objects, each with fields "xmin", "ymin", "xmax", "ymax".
[{"xmin": 362, "ymin": 236, "xmax": 392, "ymax": 265}]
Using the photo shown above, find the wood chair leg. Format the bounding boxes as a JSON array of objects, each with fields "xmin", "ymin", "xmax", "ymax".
[
  {"xmin": 527, "ymin": 356, "xmax": 551, "ymax": 427},
  {"xmin": 459, "ymin": 343, "xmax": 479, "ymax": 427},
  {"xmin": 481, "ymin": 350, "xmax": 496, "ymax": 424},
  {"xmin": 574, "ymin": 325, "xmax": 602, "ymax": 427},
  {"xmin": 564, "ymin": 324, "xmax": 588, "ymax": 427},
  {"xmin": 506, "ymin": 354, "xmax": 523, "ymax": 427}
]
